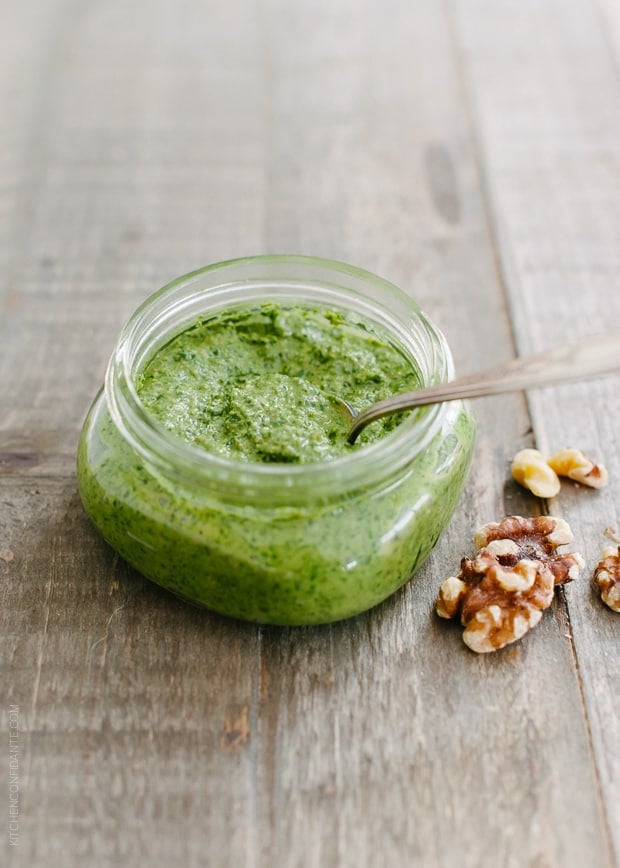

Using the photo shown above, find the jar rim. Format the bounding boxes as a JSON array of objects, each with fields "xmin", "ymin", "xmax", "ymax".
[{"xmin": 105, "ymin": 255, "xmax": 455, "ymax": 501}]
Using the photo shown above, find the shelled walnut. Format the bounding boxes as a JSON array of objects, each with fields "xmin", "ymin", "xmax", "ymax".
[
  {"xmin": 436, "ymin": 516, "xmax": 585, "ymax": 653},
  {"xmin": 511, "ymin": 449, "xmax": 561, "ymax": 498},
  {"xmin": 593, "ymin": 545, "xmax": 620, "ymax": 613},
  {"xmin": 474, "ymin": 515, "xmax": 584, "ymax": 587},
  {"xmin": 547, "ymin": 448, "xmax": 608, "ymax": 489},
  {"xmin": 511, "ymin": 447, "xmax": 608, "ymax": 497}
]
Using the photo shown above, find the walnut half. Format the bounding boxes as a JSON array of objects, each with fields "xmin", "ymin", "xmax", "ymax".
[
  {"xmin": 436, "ymin": 516, "xmax": 585, "ymax": 653},
  {"xmin": 547, "ymin": 448, "xmax": 609, "ymax": 489},
  {"xmin": 593, "ymin": 545, "xmax": 620, "ymax": 613},
  {"xmin": 511, "ymin": 449, "xmax": 561, "ymax": 499}
]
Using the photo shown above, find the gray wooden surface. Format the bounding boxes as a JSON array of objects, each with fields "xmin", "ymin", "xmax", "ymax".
[{"xmin": 1, "ymin": 1, "xmax": 619, "ymax": 866}]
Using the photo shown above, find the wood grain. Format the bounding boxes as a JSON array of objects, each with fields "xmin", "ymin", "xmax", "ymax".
[
  {"xmin": 1, "ymin": 0, "xmax": 618, "ymax": 866},
  {"xmin": 451, "ymin": 0, "xmax": 620, "ymax": 861}
]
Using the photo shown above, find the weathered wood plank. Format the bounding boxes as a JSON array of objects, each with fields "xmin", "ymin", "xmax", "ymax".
[
  {"xmin": 1, "ymin": 0, "xmax": 617, "ymax": 866},
  {"xmin": 451, "ymin": 0, "xmax": 620, "ymax": 862},
  {"xmin": 0, "ymin": 478, "xmax": 262, "ymax": 865},
  {"xmin": 256, "ymin": 1, "xmax": 611, "ymax": 866},
  {"xmin": 0, "ymin": 0, "xmax": 269, "ymax": 476}
]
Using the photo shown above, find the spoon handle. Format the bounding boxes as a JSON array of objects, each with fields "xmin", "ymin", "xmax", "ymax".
[{"xmin": 348, "ymin": 330, "xmax": 620, "ymax": 443}]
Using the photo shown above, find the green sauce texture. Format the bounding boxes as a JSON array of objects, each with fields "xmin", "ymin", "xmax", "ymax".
[
  {"xmin": 136, "ymin": 302, "xmax": 419, "ymax": 463},
  {"xmin": 78, "ymin": 300, "xmax": 476, "ymax": 625}
]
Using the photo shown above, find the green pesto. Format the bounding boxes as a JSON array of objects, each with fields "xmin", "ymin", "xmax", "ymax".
[
  {"xmin": 135, "ymin": 302, "xmax": 419, "ymax": 463},
  {"xmin": 77, "ymin": 301, "xmax": 476, "ymax": 625}
]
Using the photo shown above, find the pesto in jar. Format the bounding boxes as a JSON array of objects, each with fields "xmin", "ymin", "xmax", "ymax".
[
  {"xmin": 78, "ymin": 294, "xmax": 475, "ymax": 625},
  {"xmin": 135, "ymin": 302, "xmax": 420, "ymax": 462}
]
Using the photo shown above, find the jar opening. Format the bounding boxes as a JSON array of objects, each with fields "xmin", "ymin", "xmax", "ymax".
[{"xmin": 106, "ymin": 256, "xmax": 454, "ymax": 503}]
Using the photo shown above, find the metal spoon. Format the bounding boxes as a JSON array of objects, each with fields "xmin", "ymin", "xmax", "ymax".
[{"xmin": 344, "ymin": 330, "xmax": 620, "ymax": 444}]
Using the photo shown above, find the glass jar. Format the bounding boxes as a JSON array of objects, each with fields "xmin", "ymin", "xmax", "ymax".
[{"xmin": 77, "ymin": 255, "xmax": 475, "ymax": 625}]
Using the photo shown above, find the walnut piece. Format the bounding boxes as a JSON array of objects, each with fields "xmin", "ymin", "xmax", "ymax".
[
  {"xmin": 511, "ymin": 449, "xmax": 561, "ymax": 498},
  {"xmin": 593, "ymin": 545, "xmax": 620, "ymax": 613},
  {"xmin": 547, "ymin": 448, "xmax": 609, "ymax": 489},
  {"xmin": 474, "ymin": 515, "xmax": 584, "ymax": 586},
  {"xmin": 436, "ymin": 515, "xmax": 585, "ymax": 653},
  {"xmin": 604, "ymin": 526, "xmax": 620, "ymax": 544}
]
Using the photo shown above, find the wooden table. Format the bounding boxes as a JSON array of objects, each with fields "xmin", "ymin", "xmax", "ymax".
[{"xmin": 2, "ymin": 1, "xmax": 619, "ymax": 865}]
